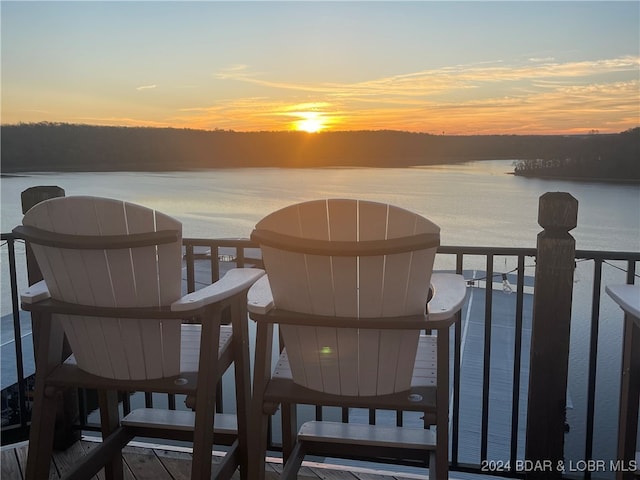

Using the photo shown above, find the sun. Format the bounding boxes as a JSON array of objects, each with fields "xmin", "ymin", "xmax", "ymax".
[{"xmin": 294, "ymin": 112, "xmax": 326, "ymax": 133}]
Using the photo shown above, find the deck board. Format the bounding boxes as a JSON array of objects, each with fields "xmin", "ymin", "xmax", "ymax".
[
  {"xmin": 51, "ymin": 441, "xmax": 87, "ymax": 478},
  {"xmin": 153, "ymin": 449, "xmax": 192, "ymax": 480},
  {"xmin": 80, "ymin": 440, "xmax": 110, "ymax": 480},
  {"xmin": 123, "ymin": 445, "xmax": 171, "ymax": 480},
  {"xmin": 1, "ymin": 448, "xmax": 23, "ymax": 479},
  {"xmin": 0, "ymin": 440, "xmax": 426, "ymax": 480}
]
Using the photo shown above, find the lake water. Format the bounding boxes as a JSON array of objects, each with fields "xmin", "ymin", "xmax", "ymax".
[
  {"xmin": 2, "ymin": 161, "xmax": 639, "ymax": 250},
  {"xmin": 1, "ymin": 161, "xmax": 639, "ymax": 475}
]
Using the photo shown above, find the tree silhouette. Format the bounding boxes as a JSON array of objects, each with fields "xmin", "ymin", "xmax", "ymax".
[{"xmin": 1, "ymin": 123, "xmax": 638, "ymax": 181}]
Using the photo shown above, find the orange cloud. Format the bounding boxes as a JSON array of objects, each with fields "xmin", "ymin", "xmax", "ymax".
[{"xmin": 196, "ymin": 56, "xmax": 640, "ymax": 133}]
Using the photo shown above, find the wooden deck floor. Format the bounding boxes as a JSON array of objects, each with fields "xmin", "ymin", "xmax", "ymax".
[{"xmin": 0, "ymin": 438, "xmax": 432, "ymax": 480}]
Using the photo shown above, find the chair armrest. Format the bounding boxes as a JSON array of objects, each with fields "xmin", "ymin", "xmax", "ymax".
[
  {"xmin": 428, "ymin": 273, "xmax": 467, "ymax": 322},
  {"xmin": 606, "ymin": 284, "xmax": 640, "ymax": 320},
  {"xmin": 247, "ymin": 273, "xmax": 468, "ymax": 323},
  {"xmin": 21, "ymin": 270, "xmax": 264, "ymax": 317},
  {"xmin": 171, "ymin": 268, "xmax": 265, "ymax": 312},
  {"xmin": 247, "ymin": 275, "xmax": 274, "ymax": 315},
  {"xmin": 21, "ymin": 280, "xmax": 51, "ymax": 304}
]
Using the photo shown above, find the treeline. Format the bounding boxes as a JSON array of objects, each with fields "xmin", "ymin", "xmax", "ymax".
[
  {"xmin": 1, "ymin": 123, "xmax": 638, "ymax": 179},
  {"xmin": 513, "ymin": 127, "xmax": 639, "ymax": 180}
]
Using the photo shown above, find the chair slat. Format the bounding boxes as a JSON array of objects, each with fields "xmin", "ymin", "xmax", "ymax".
[
  {"xmin": 336, "ymin": 329, "xmax": 359, "ymax": 396},
  {"xmin": 315, "ymin": 327, "xmax": 341, "ymax": 395},
  {"xmin": 124, "ymin": 202, "xmax": 161, "ymax": 307},
  {"xmin": 155, "ymin": 211, "xmax": 182, "ymax": 304},
  {"xmin": 297, "ymin": 327, "xmax": 324, "ymax": 392},
  {"xmin": 276, "ymin": 329, "xmax": 308, "ymax": 388},
  {"xmin": 98, "ymin": 317, "xmax": 130, "ymax": 378},
  {"xmin": 326, "ymin": 200, "xmax": 358, "ymax": 317},
  {"xmin": 263, "ymin": 248, "xmax": 311, "ymax": 313},
  {"xmin": 325, "ymin": 201, "xmax": 359, "ymax": 394},
  {"xmin": 302, "ymin": 256, "xmax": 335, "ymax": 316},
  {"xmin": 298, "ymin": 199, "xmax": 330, "ymax": 240},
  {"xmin": 298, "ymin": 201, "xmax": 334, "ymax": 316},
  {"xmin": 376, "ymin": 330, "xmax": 404, "ymax": 394},
  {"xmin": 120, "ymin": 319, "xmax": 149, "ymax": 380},
  {"xmin": 394, "ymin": 330, "xmax": 422, "ymax": 393},
  {"xmin": 92, "ymin": 198, "xmax": 138, "ymax": 307},
  {"xmin": 358, "ymin": 201, "xmax": 387, "ymax": 318},
  {"xmin": 141, "ymin": 319, "xmax": 165, "ymax": 379},
  {"xmin": 56, "ymin": 314, "xmax": 94, "ymax": 374},
  {"xmin": 28, "ymin": 204, "xmax": 74, "ymax": 303},
  {"xmin": 405, "ymin": 248, "xmax": 437, "ymax": 313},
  {"xmin": 350, "ymin": 201, "xmax": 387, "ymax": 395},
  {"xmin": 357, "ymin": 330, "xmax": 380, "ymax": 396}
]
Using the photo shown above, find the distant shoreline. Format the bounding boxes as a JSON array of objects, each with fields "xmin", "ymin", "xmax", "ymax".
[
  {"xmin": 3, "ymin": 166, "xmax": 639, "ymax": 185},
  {"xmin": 510, "ymin": 172, "xmax": 640, "ymax": 184}
]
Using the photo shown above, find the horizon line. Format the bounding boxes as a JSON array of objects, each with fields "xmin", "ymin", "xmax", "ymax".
[{"xmin": 2, "ymin": 122, "xmax": 637, "ymax": 137}]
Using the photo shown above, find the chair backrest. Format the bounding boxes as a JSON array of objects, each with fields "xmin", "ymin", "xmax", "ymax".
[
  {"xmin": 22, "ymin": 196, "xmax": 183, "ymax": 380},
  {"xmin": 252, "ymin": 199, "xmax": 440, "ymax": 396}
]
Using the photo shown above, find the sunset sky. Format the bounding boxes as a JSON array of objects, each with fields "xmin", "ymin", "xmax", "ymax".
[{"xmin": 2, "ymin": 1, "xmax": 639, "ymax": 135}]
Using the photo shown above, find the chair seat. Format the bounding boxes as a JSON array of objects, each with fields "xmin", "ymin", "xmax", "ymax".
[
  {"xmin": 263, "ymin": 334, "xmax": 438, "ymax": 413},
  {"xmin": 122, "ymin": 408, "xmax": 238, "ymax": 436},
  {"xmin": 180, "ymin": 324, "xmax": 233, "ymax": 373}
]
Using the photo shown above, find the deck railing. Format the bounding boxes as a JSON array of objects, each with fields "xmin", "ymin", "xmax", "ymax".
[{"xmin": 2, "ymin": 229, "xmax": 638, "ymax": 478}]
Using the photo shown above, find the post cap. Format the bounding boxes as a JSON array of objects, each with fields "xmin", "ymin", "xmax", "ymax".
[
  {"xmin": 21, "ymin": 186, "xmax": 66, "ymax": 214},
  {"xmin": 538, "ymin": 192, "xmax": 578, "ymax": 231}
]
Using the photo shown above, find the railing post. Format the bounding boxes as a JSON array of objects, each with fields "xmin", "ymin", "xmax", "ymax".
[
  {"xmin": 21, "ymin": 186, "xmax": 81, "ymax": 449},
  {"xmin": 526, "ymin": 192, "xmax": 578, "ymax": 479},
  {"xmin": 21, "ymin": 186, "xmax": 66, "ymax": 285}
]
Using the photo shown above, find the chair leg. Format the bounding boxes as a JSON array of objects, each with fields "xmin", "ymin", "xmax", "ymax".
[
  {"xmin": 435, "ymin": 327, "xmax": 450, "ymax": 480},
  {"xmin": 428, "ymin": 451, "xmax": 438, "ymax": 480},
  {"xmin": 25, "ymin": 386, "xmax": 58, "ymax": 479},
  {"xmin": 215, "ymin": 439, "xmax": 240, "ymax": 480},
  {"xmin": 64, "ymin": 427, "xmax": 134, "ymax": 480},
  {"xmin": 231, "ymin": 297, "xmax": 252, "ymax": 480},
  {"xmin": 26, "ymin": 313, "xmax": 64, "ymax": 480},
  {"xmin": 248, "ymin": 322, "xmax": 273, "ymax": 480},
  {"xmin": 99, "ymin": 390, "xmax": 124, "ymax": 480},
  {"xmin": 248, "ymin": 410, "xmax": 271, "ymax": 480},
  {"xmin": 280, "ymin": 402, "xmax": 297, "ymax": 465},
  {"xmin": 192, "ymin": 307, "xmax": 222, "ymax": 480},
  {"xmin": 280, "ymin": 441, "xmax": 305, "ymax": 480}
]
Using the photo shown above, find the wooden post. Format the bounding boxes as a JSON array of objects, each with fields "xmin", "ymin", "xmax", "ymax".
[
  {"xmin": 21, "ymin": 186, "xmax": 81, "ymax": 449},
  {"xmin": 525, "ymin": 192, "xmax": 578, "ymax": 479},
  {"xmin": 21, "ymin": 186, "xmax": 66, "ymax": 283}
]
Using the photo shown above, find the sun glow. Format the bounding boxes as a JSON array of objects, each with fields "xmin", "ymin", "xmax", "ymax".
[{"xmin": 294, "ymin": 112, "xmax": 326, "ymax": 133}]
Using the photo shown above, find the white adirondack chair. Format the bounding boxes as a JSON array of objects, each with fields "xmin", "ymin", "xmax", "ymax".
[
  {"xmin": 13, "ymin": 196, "xmax": 264, "ymax": 480},
  {"xmin": 247, "ymin": 199, "xmax": 467, "ymax": 480}
]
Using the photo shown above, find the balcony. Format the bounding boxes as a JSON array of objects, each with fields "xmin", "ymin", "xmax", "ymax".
[{"xmin": 1, "ymin": 191, "xmax": 638, "ymax": 479}]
